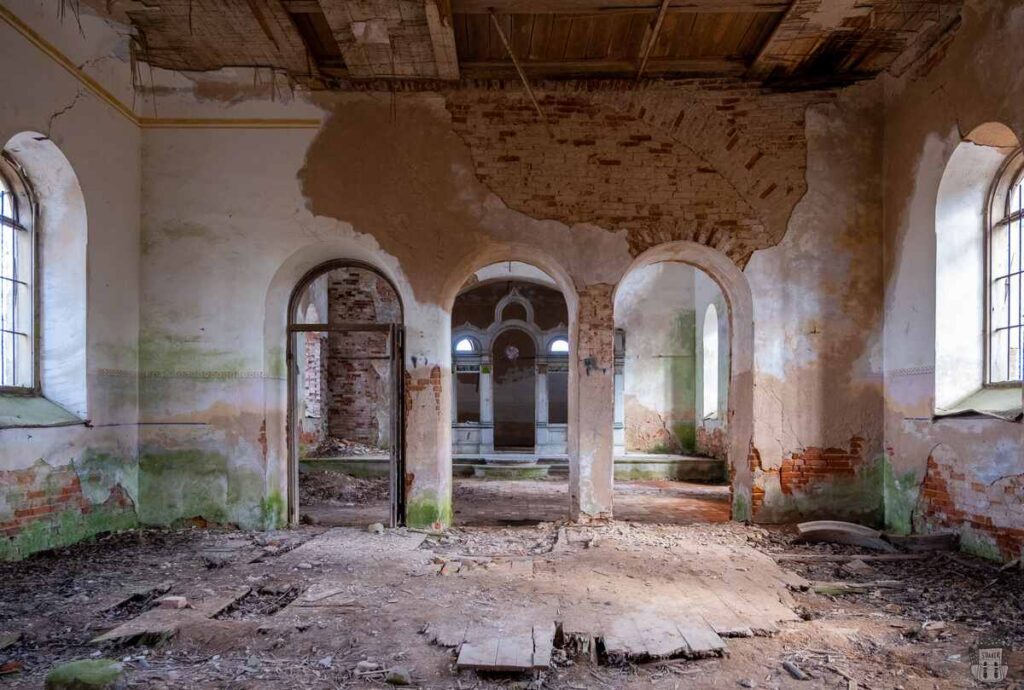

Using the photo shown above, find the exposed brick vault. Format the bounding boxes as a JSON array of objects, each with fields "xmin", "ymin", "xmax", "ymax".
[{"xmin": 446, "ymin": 81, "xmax": 831, "ymax": 266}]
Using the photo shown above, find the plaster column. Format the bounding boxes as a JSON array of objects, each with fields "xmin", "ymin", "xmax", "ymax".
[
  {"xmin": 535, "ymin": 360, "xmax": 549, "ymax": 451},
  {"xmin": 571, "ymin": 285, "xmax": 615, "ymax": 522},
  {"xmin": 613, "ymin": 358, "xmax": 625, "ymax": 456},
  {"xmin": 479, "ymin": 355, "xmax": 494, "ymax": 453}
]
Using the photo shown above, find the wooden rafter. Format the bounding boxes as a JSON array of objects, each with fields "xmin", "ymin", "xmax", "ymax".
[
  {"xmin": 636, "ymin": 0, "xmax": 672, "ymax": 79},
  {"xmin": 453, "ymin": 0, "xmax": 789, "ymax": 13},
  {"xmin": 489, "ymin": 9, "xmax": 549, "ymax": 130}
]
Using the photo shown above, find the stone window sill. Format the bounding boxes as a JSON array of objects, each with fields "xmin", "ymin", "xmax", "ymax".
[
  {"xmin": 935, "ymin": 386, "xmax": 1022, "ymax": 422},
  {"xmin": 0, "ymin": 393, "xmax": 85, "ymax": 429}
]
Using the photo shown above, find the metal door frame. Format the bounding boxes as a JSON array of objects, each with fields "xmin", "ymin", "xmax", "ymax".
[{"xmin": 286, "ymin": 261, "xmax": 405, "ymax": 528}]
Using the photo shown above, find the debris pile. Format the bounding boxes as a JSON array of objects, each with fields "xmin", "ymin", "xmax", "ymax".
[
  {"xmin": 306, "ymin": 437, "xmax": 386, "ymax": 458},
  {"xmin": 299, "ymin": 468, "xmax": 389, "ymax": 505}
]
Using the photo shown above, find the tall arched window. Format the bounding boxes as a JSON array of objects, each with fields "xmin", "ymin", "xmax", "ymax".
[
  {"xmin": 988, "ymin": 148, "xmax": 1024, "ymax": 384},
  {"xmin": 702, "ymin": 304, "xmax": 719, "ymax": 419},
  {"xmin": 0, "ymin": 154, "xmax": 34, "ymax": 391}
]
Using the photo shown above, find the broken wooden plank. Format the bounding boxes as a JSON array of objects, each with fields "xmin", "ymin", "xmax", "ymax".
[
  {"xmin": 812, "ymin": 580, "xmax": 904, "ymax": 595},
  {"xmin": 457, "ymin": 637, "xmax": 501, "ymax": 670},
  {"xmin": 532, "ymin": 623, "xmax": 555, "ymax": 669},
  {"xmin": 797, "ymin": 520, "xmax": 881, "ymax": 538},
  {"xmin": 673, "ymin": 616, "xmax": 726, "ymax": 657}
]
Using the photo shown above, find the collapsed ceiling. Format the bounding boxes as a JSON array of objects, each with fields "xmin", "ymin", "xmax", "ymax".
[{"xmin": 106, "ymin": 0, "xmax": 962, "ymax": 89}]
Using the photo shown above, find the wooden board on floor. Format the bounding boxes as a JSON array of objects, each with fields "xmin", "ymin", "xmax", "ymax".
[
  {"xmin": 602, "ymin": 613, "xmax": 724, "ymax": 661},
  {"xmin": 455, "ymin": 622, "xmax": 555, "ymax": 671}
]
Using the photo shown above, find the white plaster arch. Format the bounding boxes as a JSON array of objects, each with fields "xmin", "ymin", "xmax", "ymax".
[
  {"xmin": 441, "ymin": 242, "xmax": 581, "ymax": 520},
  {"xmin": 934, "ymin": 121, "xmax": 1021, "ymax": 411},
  {"xmin": 493, "ymin": 289, "xmax": 535, "ymax": 326},
  {"xmin": 262, "ymin": 239, "xmax": 419, "ymax": 525},
  {"xmin": 614, "ymin": 241, "xmax": 755, "ymax": 520},
  {"xmin": 3, "ymin": 132, "xmax": 88, "ymax": 418}
]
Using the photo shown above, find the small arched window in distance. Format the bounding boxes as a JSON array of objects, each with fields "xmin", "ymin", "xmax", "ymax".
[
  {"xmin": 702, "ymin": 304, "xmax": 719, "ymax": 419},
  {"xmin": 0, "ymin": 154, "xmax": 35, "ymax": 391},
  {"xmin": 454, "ymin": 336, "xmax": 478, "ymax": 354},
  {"xmin": 548, "ymin": 337, "xmax": 569, "ymax": 354},
  {"xmin": 989, "ymin": 148, "xmax": 1024, "ymax": 384}
]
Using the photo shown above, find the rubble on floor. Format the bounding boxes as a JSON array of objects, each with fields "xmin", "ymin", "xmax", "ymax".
[
  {"xmin": 298, "ymin": 468, "xmax": 389, "ymax": 505},
  {"xmin": 305, "ymin": 437, "xmax": 387, "ymax": 458},
  {"xmin": 0, "ymin": 521, "xmax": 1021, "ymax": 688}
]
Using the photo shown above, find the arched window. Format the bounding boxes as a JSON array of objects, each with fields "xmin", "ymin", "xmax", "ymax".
[
  {"xmin": 988, "ymin": 149, "xmax": 1024, "ymax": 384},
  {"xmin": 0, "ymin": 155, "xmax": 34, "ymax": 391},
  {"xmin": 454, "ymin": 336, "xmax": 478, "ymax": 353},
  {"xmin": 702, "ymin": 304, "xmax": 719, "ymax": 419},
  {"xmin": 548, "ymin": 337, "xmax": 569, "ymax": 354}
]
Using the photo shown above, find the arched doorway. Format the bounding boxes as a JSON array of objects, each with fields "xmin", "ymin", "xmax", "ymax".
[
  {"xmin": 287, "ymin": 260, "xmax": 404, "ymax": 527},
  {"xmin": 492, "ymin": 327, "xmax": 537, "ymax": 451},
  {"xmin": 448, "ymin": 260, "xmax": 572, "ymax": 525},
  {"xmin": 608, "ymin": 241, "xmax": 755, "ymax": 524}
]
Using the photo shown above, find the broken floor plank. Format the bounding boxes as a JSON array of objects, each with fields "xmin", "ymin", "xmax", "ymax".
[{"xmin": 532, "ymin": 623, "xmax": 555, "ymax": 668}]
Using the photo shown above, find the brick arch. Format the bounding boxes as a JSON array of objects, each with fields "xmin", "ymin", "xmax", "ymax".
[
  {"xmin": 606, "ymin": 85, "xmax": 822, "ymax": 247},
  {"xmin": 446, "ymin": 90, "xmax": 774, "ymax": 267}
]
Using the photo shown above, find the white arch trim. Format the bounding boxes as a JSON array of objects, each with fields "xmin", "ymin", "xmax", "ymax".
[{"xmin": 615, "ymin": 241, "xmax": 755, "ymax": 520}]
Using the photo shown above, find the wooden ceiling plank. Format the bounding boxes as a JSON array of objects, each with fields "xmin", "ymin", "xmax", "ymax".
[
  {"xmin": 636, "ymin": 0, "xmax": 672, "ymax": 78},
  {"xmin": 425, "ymin": 0, "xmax": 461, "ymax": 79},
  {"xmin": 488, "ymin": 9, "xmax": 549, "ymax": 130},
  {"xmin": 453, "ymin": 0, "xmax": 790, "ymax": 14}
]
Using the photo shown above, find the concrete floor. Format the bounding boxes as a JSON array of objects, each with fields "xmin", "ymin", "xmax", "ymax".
[{"xmin": 300, "ymin": 477, "xmax": 731, "ymax": 528}]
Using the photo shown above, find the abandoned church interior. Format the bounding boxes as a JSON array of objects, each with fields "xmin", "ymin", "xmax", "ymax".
[{"xmin": 1, "ymin": 0, "xmax": 1023, "ymax": 686}]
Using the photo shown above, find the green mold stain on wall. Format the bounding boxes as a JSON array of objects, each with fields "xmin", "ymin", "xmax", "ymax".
[
  {"xmin": 881, "ymin": 456, "xmax": 921, "ymax": 536},
  {"xmin": 139, "ymin": 449, "xmax": 266, "ymax": 529},
  {"xmin": 139, "ymin": 330, "xmax": 249, "ymax": 374},
  {"xmin": 406, "ymin": 489, "xmax": 452, "ymax": 530},
  {"xmin": 260, "ymin": 491, "xmax": 286, "ymax": 530},
  {"xmin": 757, "ymin": 454, "xmax": 886, "ymax": 527},
  {"xmin": 732, "ymin": 492, "xmax": 750, "ymax": 522}
]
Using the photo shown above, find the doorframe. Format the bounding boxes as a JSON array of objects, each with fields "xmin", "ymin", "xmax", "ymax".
[
  {"xmin": 490, "ymin": 325, "xmax": 538, "ymax": 451},
  {"xmin": 285, "ymin": 259, "xmax": 406, "ymax": 527}
]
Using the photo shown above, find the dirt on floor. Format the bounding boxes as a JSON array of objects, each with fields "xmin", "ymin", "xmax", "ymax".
[
  {"xmin": 0, "ymin": 521, "xmax": 1021, "ymax": 689},
  {"xmin": 299, "ymin": 469, "xmax": 390, "ymax": 506}
]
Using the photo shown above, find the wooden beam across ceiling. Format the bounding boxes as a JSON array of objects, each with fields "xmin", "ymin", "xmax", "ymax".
[
  {"xmin": 459, "ymin": 57, "xmax": 746, "ymax": 78},
  {"xmin": 452, "ymin": 0, "xmax": 790, "ymax": 13}
]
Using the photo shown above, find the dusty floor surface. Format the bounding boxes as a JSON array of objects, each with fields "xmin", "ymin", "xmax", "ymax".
[
  {"xmin": 2, "ymin": 519, "xmax": 1022, "ymax": 689},
  {"xmin": 301, "ymin": 476, "xmax": 731, "ymax": 527}
]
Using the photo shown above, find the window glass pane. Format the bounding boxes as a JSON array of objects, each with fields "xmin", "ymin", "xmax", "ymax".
[
  {"xmin": 548, "ymin": 338, "xmax": 568, "ymax": 353},
  {"xmin": 455, "ymin": 337, "xmax": 476, "ymax": 353}
]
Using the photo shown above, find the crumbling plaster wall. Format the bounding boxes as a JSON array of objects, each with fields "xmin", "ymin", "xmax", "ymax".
[
  {"xmin": 882, "ymin": 0, "xmax": 1024, "ymax": 560},
  {"xmin": 614, "ymin": 262, "xmax": 699, "ymax": 455},
  {"xmin": 0, "ymin": 1, "xmax": 142, "ymax": 559},
  {"xmin": 746, "ymin": 85, "xmax": 885, "ymax": 525},
  {"xmin": 138, "ymin": 72, "xmax": 887, "ymax": 528}
]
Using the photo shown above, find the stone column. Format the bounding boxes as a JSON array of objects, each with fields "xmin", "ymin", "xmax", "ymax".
[
  {"xmin": 571, "ymin": 285, "xmax": 615, "ymax": 522},
  {"xmin": 613, "ymin": 357, "xmax": 625, "ymax": 456},
  {"xmin": 535, "ymin": 360, "xmax": 549, "ymax": 452},
  {"xmin": 479, "ymin": 355, "xmax": 494, "ymax": 454}
]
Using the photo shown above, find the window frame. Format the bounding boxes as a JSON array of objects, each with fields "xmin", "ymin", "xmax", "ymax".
[
  {"xmin": 547, "ymin": 337, "xmax": 569, "ymax": 355},
  {"xmin": 453, "ymin": 335, "xmax": 480, "ymax": 355},
  {"xmin": 0, "ymin": 152, "xmax": 38, "ymax": 396},
  {"xmin": 985, "ymin": 148, "xmax": 1024, "ymax": 387}
]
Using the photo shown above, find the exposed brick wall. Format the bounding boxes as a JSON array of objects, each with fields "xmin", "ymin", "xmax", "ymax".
[
  {"xmin": 300, "ymin": 331, "xmax": 328, "ymax": 450},
  {"xmin": 447, "ymin": 83, "xmax": 830, "ymax": 266},
  {"xmin": 778, "ymin": 437, "xmax": 865, "ymax": 495},
  {"xmin": 920, "ymin": 452, "xmax": 1024, "ymax": 561},
  {"xmin": 1, "ymin": 461, "xmax": 135, "ymax": 560},
  {"xmin": 696, "ymin": 424, "xmax": 728, "ymax": 461},
  {"xmin": 326, "ymin": 268, "xmax": 400, "ymax": 447}
]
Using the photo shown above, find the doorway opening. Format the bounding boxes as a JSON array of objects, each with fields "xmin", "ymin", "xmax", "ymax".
[
  {"xmin": 288, "ymin": 262, "xmax": 404, "ymax": 527},
  {"xmin": 612, "ymin": 261, "xmax": 731, "ymax": 524},
  {"xmin": 450, "ymin": 262, "xmax": 570, "ymax": 525}
]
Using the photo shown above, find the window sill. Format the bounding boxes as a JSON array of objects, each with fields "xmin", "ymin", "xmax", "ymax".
[
  {"xmin": 935, "ymin": 386, "xmax": 1022, "ymax": 422},
  {"xmin": 0, "ymin": 393, "xmax": 85, "ymax": 430}
]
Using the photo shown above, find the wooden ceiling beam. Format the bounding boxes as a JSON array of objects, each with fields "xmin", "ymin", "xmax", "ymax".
[
  {"xmin": 636, "ymin": 0, "xmax": 671, "ymax": 79},
  {"xmin": 460, "ymin": 57, "xmax": 746, "ymax": 78},
  {"xmin": 452, "ymin": 0, "xmax": 789, "ymax": 14}
]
